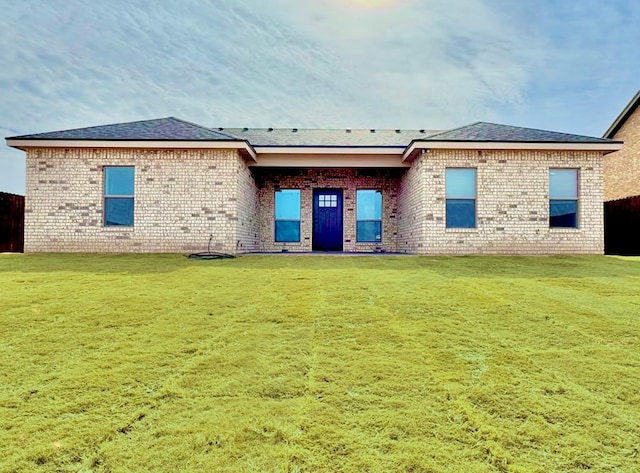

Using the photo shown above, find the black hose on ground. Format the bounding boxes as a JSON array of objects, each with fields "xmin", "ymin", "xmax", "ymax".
[{"xmin": 187, "ymin": 235, "xmax": 236, "ymax": 260}]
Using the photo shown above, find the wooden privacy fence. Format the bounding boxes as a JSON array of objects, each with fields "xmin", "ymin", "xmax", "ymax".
[
  {"xmin": 604, "ymin": 195, "xmax": 640, "ymax": 255},
  {"xmin": 0, "ymin": 192, "xmax": 24, "ymax": 252}
]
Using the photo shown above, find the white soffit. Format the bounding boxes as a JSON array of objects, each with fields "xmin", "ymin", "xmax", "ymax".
[{"xmin": 402, "ymin": 141, "xmax": 625, "ymax": 161}]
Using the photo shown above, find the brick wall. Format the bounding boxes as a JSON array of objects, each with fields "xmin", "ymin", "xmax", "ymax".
[
  {"xmin": 254, "ymin": 168, "xmax": 402, "ymax": 252},
  {"xmin": 404, "ymin": 149, "xmax": 604, "ymax": 255},
  {"xmin": 23, "ymin": 147, "xmax": 604, "ymax": 255},
  {"xmin": 397, "ymin": 153, "xmax": 427, "ymax": 253},
  {"xmin": 24, "ymin": 147, "xmax": 253, "ymax": 253},
  {"xmin": 604, "ymin": 105, "xmax": 640, "ymax": 201},
  {"xmin": 236, "ymin": 161, "xmax": 260, "ymax": 252}
]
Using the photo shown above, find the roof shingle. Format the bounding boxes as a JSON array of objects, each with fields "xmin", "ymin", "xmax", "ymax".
[
  {"xmin": 10, "ymin": 117, "xmax": 240, "ymax": 141},
  {"xmin": 8, "ymin": 118, "xmax": 616, "ymax": 146},
  {"xmin": 423, "ymin": 122, "xmax": 614, "ymax": 143}
]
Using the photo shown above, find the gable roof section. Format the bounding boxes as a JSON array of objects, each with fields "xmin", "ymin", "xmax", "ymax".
[
  {"xmin": 402, "ymin": 121, "xmax": 622, "ymax": 161},
  {"xmin": 218, "ymin": 128, "xmax": 440, "ymax": 147},
  {"xmin": 603, "ymin": 90, "xmax": 640, "ymax": 139},
  {"xmin": 424, "ymin": 122, "xmax": 614, "ymax": 143},
  {"xmin": 9, "ymin": 117, "xmax": 239, "ymax": 141},
  {"xmin": 6, "ymin": 117, "xmax": 257, "ymax": 160}
]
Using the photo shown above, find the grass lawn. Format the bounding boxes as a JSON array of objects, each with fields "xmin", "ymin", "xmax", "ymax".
[{"xmin": 1, "ymin": 254, "xmax": 639, "ymax": 472}]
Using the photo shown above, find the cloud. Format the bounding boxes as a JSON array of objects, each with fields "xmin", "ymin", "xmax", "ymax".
[{"xmin": 0, "ymin": 0, "xmax": 637, "ymax": 193}]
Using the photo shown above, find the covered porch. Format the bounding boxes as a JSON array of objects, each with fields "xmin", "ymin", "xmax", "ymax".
[{"xmin": 251, "ymin": 167, "xmax": 406, "ymax": 253}]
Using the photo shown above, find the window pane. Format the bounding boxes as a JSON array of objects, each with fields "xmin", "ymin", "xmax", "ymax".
[
  {"xmin": 446, "ymin": 199, "xmax": 476, "ymax": 228},
  {"xmin": 549, "ymin": 169, "xmax": 578, "ymax": 199},
  {"xmin": 356, "ymin": 190, "xmax": 382, "ymax": 220},
  {"xmin": 550, "ymin": 200, "xmax": 577, "ymax": 228},
  {"xmin": 446, "ymin": 169, "xmax": 476, "ymax": 199},
  {"xmin": 275, "ymin": 220, "xmax": 300, "ymax": 242},
  {"xmin": 105, "ymin": 167, "xmax": 134, "ymax": 196},
  {"xmin": 357, "ymin": 221, "xmax": 382, "ymax": 242},
  {"xmin": 275, "ymin": 190, "xmax": 301, "ymax": 219},
  {"xmin": 105, "ymin": 198, "xmax": 134, "ymax": 226}
]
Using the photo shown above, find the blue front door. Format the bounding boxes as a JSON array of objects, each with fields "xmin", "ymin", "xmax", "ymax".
[{"xmin": 313, "ymin": 189, "xmax": 343, "ymax": 251}]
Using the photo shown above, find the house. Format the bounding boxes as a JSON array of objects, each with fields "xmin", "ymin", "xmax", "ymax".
[
  {"xmin": 603, "ymin": 90, "xmax": 640, "ymax": 201},
  {"xmin": 6, "ymin": 118, "xmax": 622, "ymax": 255},
  {"xmin": 602, "ymin": 90, "xmax": 640, "ymax": 255}
]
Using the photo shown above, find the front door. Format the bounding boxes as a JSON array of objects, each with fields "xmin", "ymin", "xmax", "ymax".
[{"xmin": 313, "ymin": 189, "xmax": 343, "ymax": 251}]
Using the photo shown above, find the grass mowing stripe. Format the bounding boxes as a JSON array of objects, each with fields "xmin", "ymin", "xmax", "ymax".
[{"xmin": 1, "ymin": 254, "xmax": 639, "ymax": 471}]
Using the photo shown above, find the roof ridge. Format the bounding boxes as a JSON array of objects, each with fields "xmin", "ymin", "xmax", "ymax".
[
  {"xmin": 218, "ymin": 127, "xmax": 439, "ymax": 132},
  {"xmin": 168, "ymin": 117, "xmax": 240, "ymax": 140}
]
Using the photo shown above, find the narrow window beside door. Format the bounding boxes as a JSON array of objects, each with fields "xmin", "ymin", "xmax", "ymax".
[
  {"xmin": 445, "ymin": 168, "xmax": 476, "ymax": 228},
  {"xmin": 275, "ymin": 189, "xmax": 301, "ymax": 242},
  {"xmin": 356, "ymin": 190, "xmax": 382, "ymax": 242},
  {"xmin": 549, "ymin": 169, "xmax": 579, "ymax": 228},
  {"xmin": 104, "ymin": 166, "xmax": 135, "ymax": 226}
]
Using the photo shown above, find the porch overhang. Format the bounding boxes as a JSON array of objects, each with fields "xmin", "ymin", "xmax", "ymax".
[{"xmin": 251, "ymin": 146, "xmax": 409, "ymax": 168}]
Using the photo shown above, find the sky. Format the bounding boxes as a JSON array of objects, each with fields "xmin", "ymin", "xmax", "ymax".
[{"xmin": 0, "ymin": 0, "xmax": 638, "ymax": 195}]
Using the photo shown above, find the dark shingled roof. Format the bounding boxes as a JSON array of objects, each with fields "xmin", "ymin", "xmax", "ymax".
[
  {"xmin": 9, "ymin": 118, "xmax": 616, "ymax": 146},
  {"xmin": 603, "ymin": 90, "xmax": 640, "ymax": 139},
  {"xmin": 217, "ymin": 128, "xmax": 441, "ymax": 147},
  {"xmin": 9, "ymin": 117, "xmax": 240, "ymax": 141},
  {"xmin": 423, "ymin": 122, "xmax": 615, "ymax": 143}
]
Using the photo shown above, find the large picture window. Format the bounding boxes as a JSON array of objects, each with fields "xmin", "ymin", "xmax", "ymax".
[
  {"xmin": 275, "ymin": 189, "xmax": 301, "ymax": 242},
  {"xmin": 549, "ymin": 169, "xmax": 579, "ymax": 228},
  {"xmin": 104, "ymin": 166, "xmax": 135, "ymax": 226},
  {"xmin": 445, "ymin": 168, "xmax": 476, "ymax": 228},
  {"xmin": 356, "ymin": 190, "xmax": 382, "ymax": 242}
]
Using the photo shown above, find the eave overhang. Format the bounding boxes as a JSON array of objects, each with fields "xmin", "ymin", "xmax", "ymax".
[
  {"xmin": 402, "ymin": 140, "xmax": 624, "ymax": 161},
  {"xmin": 5, "ymin": 138, "xmax": 258, "ymax": 161},
  {"xmin": 603, "ymin": 90, "xmax": 640, "ymax": 139}
]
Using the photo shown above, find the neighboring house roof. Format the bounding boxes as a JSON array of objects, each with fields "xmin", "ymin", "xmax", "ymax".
[
  {"xmin": 603, "ymin": 90, "xmax": 640, "ymax": 139},
  {"xmin": 423, "ymin": 122, "xmax": 614, "ymax": 143},
  {"xmin": 217, "ymin": 128, "xmax": 441, "ymax": 147},
  {"xmin": 9, "ymin": 117, "xmax": 240, "ymax": 141}
]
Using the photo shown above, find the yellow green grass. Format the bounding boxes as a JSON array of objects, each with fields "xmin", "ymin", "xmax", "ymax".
[{"xmin": 1, "ymin": 254, "xmax": 639, "ymax": 472}]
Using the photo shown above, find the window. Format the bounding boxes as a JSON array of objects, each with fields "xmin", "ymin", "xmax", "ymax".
[
  {"xmin": 356, "ymin": 190, "xmax": 382, "ymax": 242},
  {"xmin": 549, "ymin": 169, "xmax": 578, "ymax": 228},
  {"xmin": 319, "ymin": 194, "xmax": 338, "ymax": 208},
  {"xmin": 275, "ymin": 190, "xmax": 301, "ymax": 242},
  {"xmin": 445, "ymin": 168, "xmax": 476, "ymax": 228},
  {"xmin": 104, "ymin": 166, "xmax": 135, "ymax": 226}
]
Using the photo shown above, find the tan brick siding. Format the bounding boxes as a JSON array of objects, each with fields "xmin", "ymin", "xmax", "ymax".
[
  {"xmin": 254, "ymin": 168, "xmax": 402, "ymax": 252},
  {"xmin": 604, "ymin": 105, "xmax": 640, "ymax": 201},
  {"xmin": 23, "ymin": 147, "xmax": 604, "ymax": 255},
  {"xmin": 397, "ymin": 153, "xmax": 427, "ymax": 253},
  {"xmin": 415, "ymin": 149, "xmax": 604, "ymax": 255},
  {"xmin": 236, "ymin": 161, "xmax": 259, "ymax": 252},
  {"xmin": 24, "ymin": 148, "xmax": 251, "ymax": 253}
]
